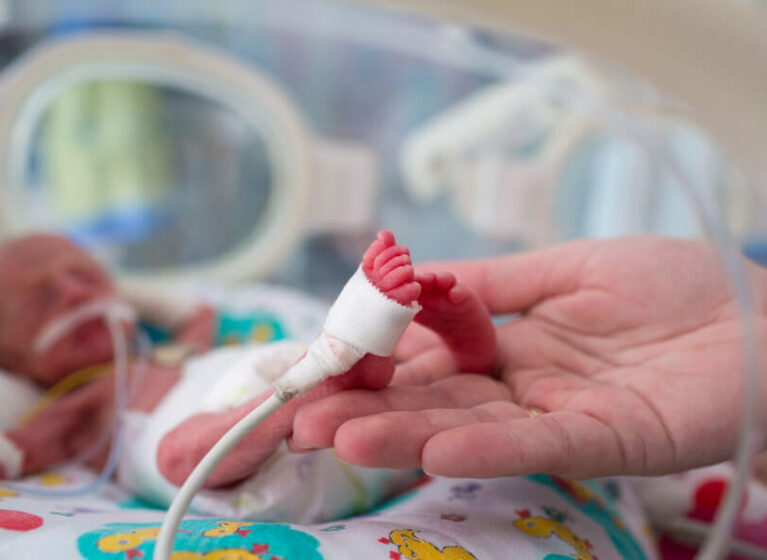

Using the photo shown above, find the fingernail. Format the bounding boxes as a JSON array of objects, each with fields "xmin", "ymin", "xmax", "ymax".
[
  {"xmin": 287, "ymin": 435, "xmax": 315, "ymax": 452},
  {"xmin": 332, "ymin": 449, "xmax": 353, "ymax": 465}
]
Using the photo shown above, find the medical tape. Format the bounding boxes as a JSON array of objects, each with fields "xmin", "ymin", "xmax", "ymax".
[
  {"xmin": 275, "ymin": 266, "xmax": 421, "ymax": 396},
  {"xmin": 0, "ymin": 433, "xmax": 24, "ymax": 479}
]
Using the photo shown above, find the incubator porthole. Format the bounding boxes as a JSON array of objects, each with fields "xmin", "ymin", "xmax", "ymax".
[
  {"xmin": 0, "ymin": 5, "xmax": 764, "ymax": 559},
  {"xmin": 25, "ymin": 80, "xmax": 274, "ymax": 271},
  {"xmin": 0, "ymin": 33, "xmax": 314, "ymax": 288}
]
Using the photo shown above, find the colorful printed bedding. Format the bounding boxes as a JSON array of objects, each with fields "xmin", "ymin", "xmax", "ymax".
[{"xmin": 0, "ymin": 466, "xmax": 658, "ymax": 560}]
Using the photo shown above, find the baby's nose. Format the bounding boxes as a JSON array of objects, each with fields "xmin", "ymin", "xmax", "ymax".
[{"xmin": 55, "ymin": 273, "xmax": 96, "ymax": 305}]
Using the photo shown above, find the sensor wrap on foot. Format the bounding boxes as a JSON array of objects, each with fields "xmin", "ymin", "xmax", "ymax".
[{"xmin": 275, "ymin": 266, "xmax": 421, "ymax": 395}]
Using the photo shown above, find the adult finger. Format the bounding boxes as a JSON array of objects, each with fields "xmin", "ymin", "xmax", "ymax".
[
  {"xmin": 391, "ymin": 346, "xmax": 458, "ymax": 386},
  {"xmin": 393, "ymin": 322, "xmax": 444, "ymax": 362},
  {"xmin": 416, "ymin": 239, "xmax": 595, "ymax": 315},
  {"xmin": 333, "ymin": 401, "xmax": 530, "ymax": 469},
  {"xmin": 419, "ymin": 411, "xmax": 632, "ymax": 479},
  {"xmin": 292, "ymin": 374, "xmax": 512, "ymax": 450}
]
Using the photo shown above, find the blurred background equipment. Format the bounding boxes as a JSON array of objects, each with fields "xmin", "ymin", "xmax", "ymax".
[
  {"xmin": 0, "ymin": 0, "xmax": 759, "ymax": 292},
  {"xmin": 0, "ymin": 2, "xmax": 765, "ymax": 559},
  {"xmin": 0, "ymin": 0, "xmax": 760, "ymax": 299}
]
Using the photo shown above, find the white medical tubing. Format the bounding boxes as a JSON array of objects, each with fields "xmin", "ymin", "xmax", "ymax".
[
  {"xmin": 154, "ymin": 330, "xmax": 369, "ymax": 558},
  {"xmin": 154, "ymin": 391, "xmax": 289, "ymax": 560},
  {"xmin": 33, "ymin": 299, "xmax": 137, "ymax": 355},
  {"xmin": 155, "ymin": 268, "xmax": 420, "ymax": 559},
  {"xmin": 5, "ymin": 302, "xmax": 147, "ymax": 497},
  {"xmin": 69, "ymin": 329, "xmax": 151, "ymax": 471},
  {"xmin": 542, "ymin": 80, "xmax": 762, "ymax": 560},
  {"xmin": 273, "ymin": 333, "xmax": 364, "ymax": 396}
]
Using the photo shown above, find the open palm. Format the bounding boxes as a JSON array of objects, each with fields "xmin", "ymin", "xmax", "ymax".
[{"xmin": 292, "ymin": 237, "xmax": 767, "ymax": 479}]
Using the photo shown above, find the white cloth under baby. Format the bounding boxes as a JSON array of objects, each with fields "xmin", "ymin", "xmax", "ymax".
[
  {"xmin": 0, "ymin": 368, "xmax": 43, "ymax": 478},
  {"xmin": 118, "ymin": 342, "xmax": 419, "ymax": 523},
  {"xmin": 0, "ymin": 368, "xmax": 44, "ymax": 431}
]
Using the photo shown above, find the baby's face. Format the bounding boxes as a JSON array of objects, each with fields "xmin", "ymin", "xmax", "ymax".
[{"xmin": 0, "ymin": 235, "xmax": 118, "ymax": 385}]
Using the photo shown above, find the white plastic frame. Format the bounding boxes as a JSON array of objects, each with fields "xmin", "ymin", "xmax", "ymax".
[{"xmin": 0, "ymin": 32, "xmax": 314, "ymax": 288}]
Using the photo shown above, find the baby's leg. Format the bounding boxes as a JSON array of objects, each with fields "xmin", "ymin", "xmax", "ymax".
[
  {"xmin": 363, "ymin": 230, "xmax": 496, "ymax": 374},
  {"xmin": 413, "ymin": 271, "xmax": 496, "ymax": 374},
  {"xmin": 157, "ymin": 232, "xmax": 499, "ymax": 488},
  {"xmin": 157, "ymin": 231, "xmax": 421, "ymax": 488}
]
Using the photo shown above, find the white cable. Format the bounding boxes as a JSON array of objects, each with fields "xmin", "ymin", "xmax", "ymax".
[
  {"xmin": 544, "ymin": 80, "xmax": 762, "ymax": 560},
  {"xmin": 33, "ymin": 299, "xmax": 137, "ymax": 355},
  {"xmin": 668, "ymin": 518, "xmax": 767, "ymax": 560},
  {"xmin": 155, "ymin": 266, "xmax": 419, "ymax": 558},
  {"xmin": 153, "ymin": 330, "xmax": 366, "ymax": 558},
  {"xmin": 5, "ymin": 305, "xmax": 148, "ymax": 497},
  {"xmin": 154, "ymin": 391, "xmax": 289, "ymax": 560}
]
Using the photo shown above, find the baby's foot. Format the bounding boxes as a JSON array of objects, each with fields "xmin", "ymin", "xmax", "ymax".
[
  {"xmin": 337, "ymin": 230, "xmax": 420, "ymax": 391},
  {"xmin": 362, "ymin": 230, "xmax": 421, "ymax": 306},
  {"xmin": 415, "ymin": 271, "xmax": 496, "ymax": 374}
]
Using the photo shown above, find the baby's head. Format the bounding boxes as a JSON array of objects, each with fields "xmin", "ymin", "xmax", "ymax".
[{"xmin": 0, "ymin": 234, "xmax": 118, "ymax": 385}]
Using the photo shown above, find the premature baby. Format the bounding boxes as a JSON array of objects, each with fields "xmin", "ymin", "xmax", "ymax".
[
  {"xmin": 0, "ymin": 231, "xmax": 496, "ymax": 522},
  {"xmin": 7, "ymin": 232, "xmax": 765, "ymax": 559}
]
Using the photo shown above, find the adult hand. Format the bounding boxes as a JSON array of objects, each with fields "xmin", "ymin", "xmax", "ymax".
[{"xmin": 292, "ymin": 236, "xmax": 767, "ymax": 479}]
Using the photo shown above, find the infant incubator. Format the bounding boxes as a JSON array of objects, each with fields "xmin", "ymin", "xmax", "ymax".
[{"xmin": 0, "ymin": 1, "xmax": 765, "ymax": 559}]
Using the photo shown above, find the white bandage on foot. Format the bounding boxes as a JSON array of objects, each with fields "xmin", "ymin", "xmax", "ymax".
[
  {"xmin": 0, "ymin": 433, "xmax": 24, "ymax": 479},
  {"xmin": 276, "ymin": 266, "xmax": 421, "ymax": 396}
]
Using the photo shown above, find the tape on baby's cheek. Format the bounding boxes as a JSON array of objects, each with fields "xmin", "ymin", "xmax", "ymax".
[
  {"xmin": 275, "ymin": 266, "xmax": 421, "ymax": 395},
  {"xmin": 0, "ymin": 434, "xmax": 24, "ymax": 479}
]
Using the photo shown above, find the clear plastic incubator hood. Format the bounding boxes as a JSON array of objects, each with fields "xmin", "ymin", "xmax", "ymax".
[{"xmin": 0, "ymin": 1, "xmax": 764, "ymax": 558}]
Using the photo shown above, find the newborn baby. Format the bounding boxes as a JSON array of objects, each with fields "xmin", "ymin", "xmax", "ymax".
[
  {"xmin": 0, "ymin": 234, "xmax": 213, "ymax": 477},
  {"xmin": 0, "ymin": 231, "xmax": 496, "ymax": 523},
  {"xmin": 122, "ymin": 230, "xmax": 496, "ymax": 521}
]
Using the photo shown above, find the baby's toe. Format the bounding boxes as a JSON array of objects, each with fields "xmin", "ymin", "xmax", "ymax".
[
  {"xmin": 379, "ymin": 254, "xmax": 413, "ymax": 277},
  {"xmin": 376, "ymin": 230, "xmax": 396, "ymax": 247},
  {"xmin": 416, "ymin": 273, "xmax": 437, "ymax": 292},
  {"xmin": 378, "ymin": 264, "xmax": 416, "ymax": 292},
  {"xmin": 362, "ymin": 240, "xmax": 389, "ymax": 270},
  {"xmin": 392, "ymin": 282, "xmax": 421, "ymax": 306},
  {"xmin": 373, "ymin": 245, "xmax": 409, "ymax": 271},
  {"xmin": 435, "ymin": 272, "xmax": 457, "ymax": 292},
  {"xmin": 447, "ymin": 284, "xmax": 471, "ymax": 305}
]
